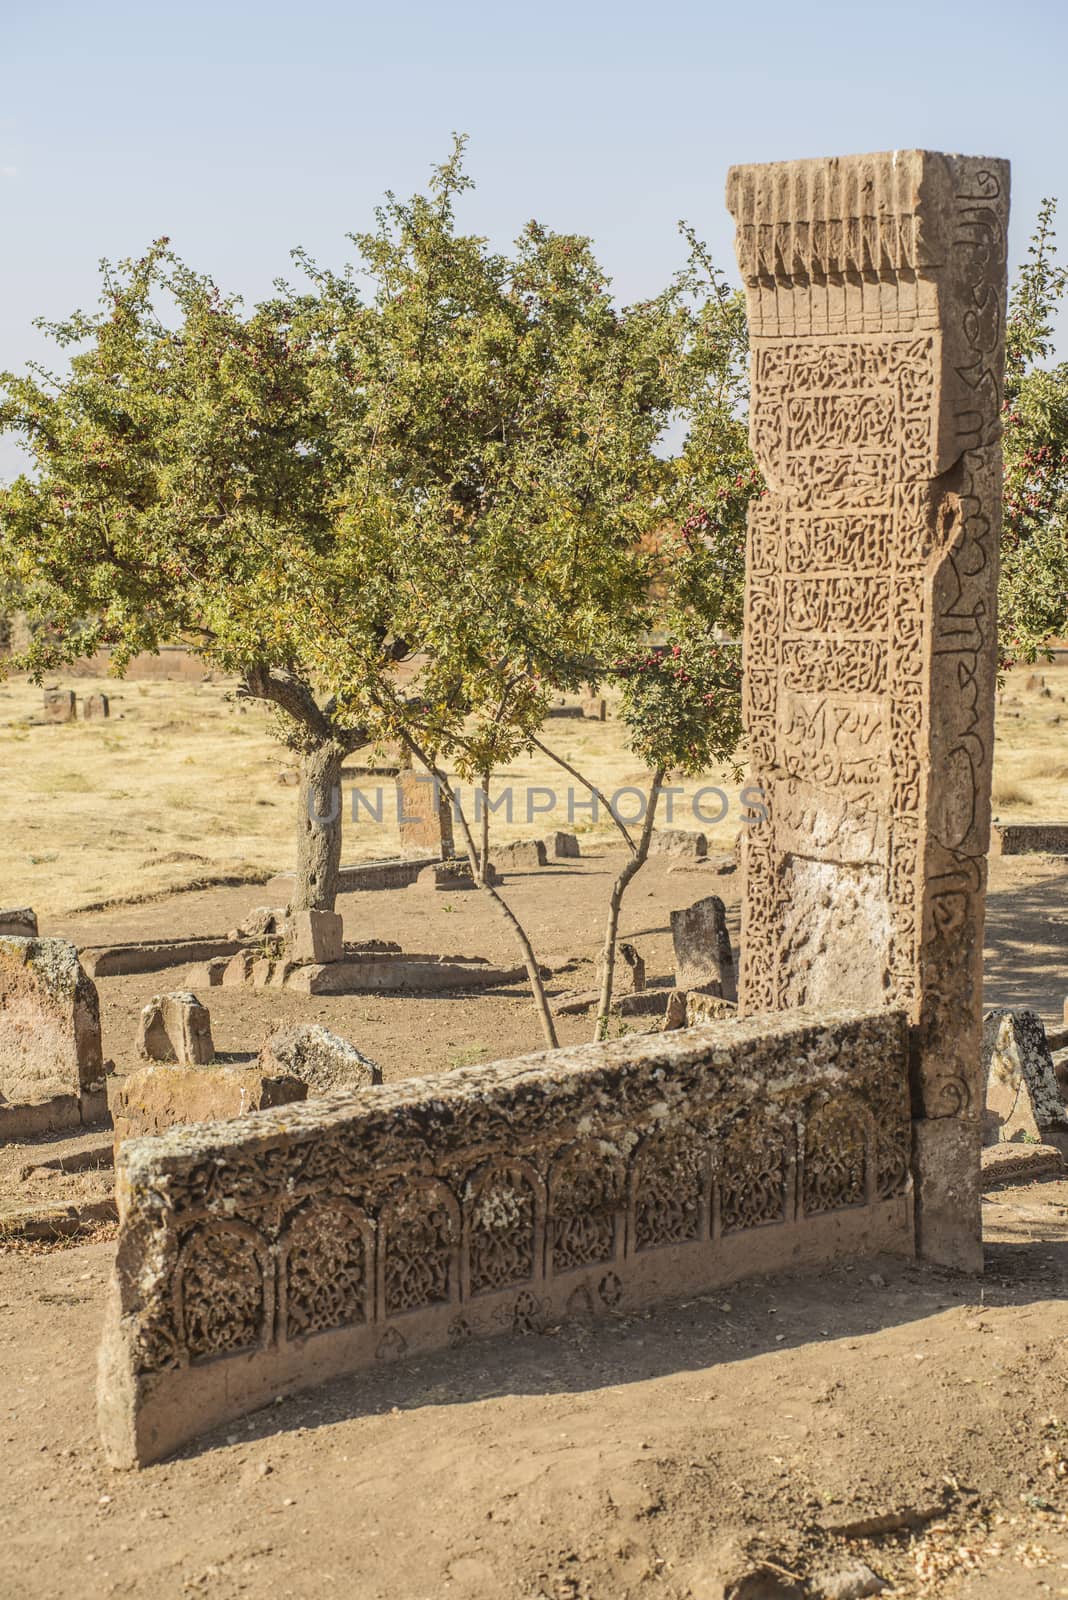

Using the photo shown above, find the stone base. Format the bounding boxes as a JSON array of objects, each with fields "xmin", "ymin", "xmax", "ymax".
[
  {"xmin": 0, "ymin": 1086, "xmax": 111, "ymax": 1143},
  {"xmin": 911, "ymin": 1116, "xmax": 983, "ymax": 1273},
  {"xmin": 286, "ymin": 956, "xmax": 529, "ymax": 996},
  {"xmin": 112, "ymin": 1064, "xmax": 306, "ymax": 1153}
]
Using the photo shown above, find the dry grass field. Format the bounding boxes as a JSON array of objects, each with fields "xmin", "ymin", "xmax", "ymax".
[{"xmin": 0, "ymin": 662, "xmax": 1064, "ymax": 918}]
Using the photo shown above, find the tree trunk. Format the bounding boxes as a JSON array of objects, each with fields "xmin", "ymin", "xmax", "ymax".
[
  {"xmin": 478, "ymin": 768, "xmax": 491, "ymax": 883},
  {"xmin": 593, "ymin": 768, "xmax": 666, "ymax": 1042},
  {"xmin": 293, "ymin": 739, "xmax": 345, "ymax": 912}
]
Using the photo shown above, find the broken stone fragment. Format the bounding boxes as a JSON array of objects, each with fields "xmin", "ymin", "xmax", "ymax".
[
  {"xmin": 412, "ymin": 859, "xmax": 499, "ymax": 892},
  {"xmin": 982, "ymin": 1008, "xmax": 1068, "ymax": 1157},
  {"xmin": 221, "ymin": 950, "xmax": 256, "ymax": 987},
  {"xmin": 543, "ymin": 830, "xmax": 581, "ymax": 859},
  {"xmin": 0, "ymin": 908, "xmax": 37, "ymax": 938},
  {"xmin": 227, "ymin": 905, "xmax": 287, "ymax": 941},
  {"xmin": 186, "ymin": 957, "xmax": 229, "ymax": 988},
  {"xmin": 670, "ymin": 895, "xmax": 736, "ymax": 998},
  {"xmin": 83, "ymin": 692, "xmax": 110, "ymax": 720},
  {"xmin": 285, "ymin": 909, "xmax": 343, "ymax": 965},
  {"xmin": 112, "ymin": 1061, "xmax": 305, "ymax": 1152},
  {"xmin": 596, "ymin": 941, "xmax": 645, "ymax": 995},
  {"xmin": 259, "ymin": 1023, "xmax": 382, "ymax": 1095},
  {"xmin": 136, "ymin": 992, "xmax": 214, "ymax": 1066}
]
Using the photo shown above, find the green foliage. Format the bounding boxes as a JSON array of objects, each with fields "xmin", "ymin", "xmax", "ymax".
[{"xmin": 1001, "ymin": 199, "xmax": 1068, "ymax": 663}]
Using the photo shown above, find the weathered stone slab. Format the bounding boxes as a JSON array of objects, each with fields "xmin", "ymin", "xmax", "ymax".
[
  {"xmin": 84, "ymin": 692, "xmax": 110, "ymax": 720},
  {"xmin": 544, "ymin": 831, "xmax": 581, "ymax": 860},
  {"xmin": 260, "ymin": 1025, "xmax": 382, "ymax": 1094},
  {"xmin": 982, "ymin": 1009, "xmax": 1068, "ymax": 1157},
  {"xmin": 80, "ymin": 937, "xmax": 244, "ymax": 979},
  {"xmin": 286, "ymin": 909, "xmax": 343, "ymax": 965},
  {"xmin": 284, "ymin": 956, "xmax": 527, "ymax": 996},
  {"xmin": 495, "ymin": 839, "xmax": 548, "ymax": 870},
  {"xmin": 396, "ymin": 771, "xmax": 454, "ymax": 858},
  {"xmin": 137, "ymin": 993, "xmax": 215, "ymax": 1067},
  {"xmin": 0, "ymin": 908, "xmax": 37, "ymax": 938},
  {"xmin": 670, "ymin": 896, "xmax": 736, "ymax": 998},
  {"xmin": 186, "ymin": 958, "xmax": 229, "ymax": 988},
  {"xmin": 266, "ymin": 860, "xmax": 432, "ymax": 899},
  {"xmin": 411, "ymin": 859, "xmax": 500, "ymax": 892},
  {"xmin": 112, "ymin": 1064, "xmax": 306, "ymax": 1153},
  {"xmin": 981, "ymin": 1142, "xmax": 1065, "ymax": 1187},
  {"xmin": 991, "ymin": 822, "xmax": 1068, "ymax": 856},
  {"xmin": 663, "ymin": 990, "xmax": 738, "ymax": 1030},
  {"xmin": 728, "ymin": 150, "xmax": 1009, "ymax": 1271},
  {"xmin": 98, "ymin": 1007, "xmax": 912, "ymax": 1466},
  {"xmin": 649, "ymin": 829, "xmax": 708, "ymax": 860},
  {"xmin": 0, "ymin": 937, "xmax": 104, "ymax": 1109}
]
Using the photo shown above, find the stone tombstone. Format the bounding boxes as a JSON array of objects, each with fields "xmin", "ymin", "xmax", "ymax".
[
  {"xmin": 0, "ymin": 908, "xmax": 37, "ymax": 938},
  {"xmin": 286, "ymin": 909, "xmax": 344, "ymax": 965},
  {"xmin": 43, "ymin": 688, "xmax": 76, "ymax": 723},
  {"xmin": 137, "ymin": 992, "xmax": 214, "ymax": 1067},
  {"xmin": 545, "ymin": 831, "xmax": 582, "ymax": 860},
  {"xmin": 84, "ymin": 693, "xmax": 110, "ymax": 720},
  {"xmin": 597, "ymin": 940, "xmax": 646, "ymax": 996},
  {"xmin": 670, "ymin": 896, "xmax": 737, "ymax": 999},
  {"xmin": 0, "ymin": 936, "xmax": 104, "ymax": 1104},
  {"xmin": 727, "ymin": 150, "xmax": 1009, "ymax": 1269},
  {"xmin": 396, "ymin": 770, "xmax": 454, "ymax": 859},
  {"xmin": 982, "ymin": 1008, "xmax": 1068, "ymax": 1158}
]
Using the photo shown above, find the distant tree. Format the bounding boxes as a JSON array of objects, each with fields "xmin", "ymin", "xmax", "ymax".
[
  {"xmin": 1000, "ymin": 199, "xmax": 1068, "ymax": 663},
  {"xmin": 0, "ymin": 246, "xmax": 385, "ymax": 912}
]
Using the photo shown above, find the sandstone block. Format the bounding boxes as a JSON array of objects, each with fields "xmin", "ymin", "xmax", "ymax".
[
  {"xmin": 982, "ymin": 1008, "xmax": 1068, "ymax": 1157},
  {"xmin": 112, "ymin": 1062, "xmax": 306, "ymax": 1151},
  {"xmin": 581, "ymin": 694, "xmax": 607, "ymax": 720},
  {"xmin": 544, "ymin": 831, "xmax": 581, "ymax": 859},
  {"xmin": 0, "ymin": 937, "xmax": 104, "ymax": 1105},
  {"xmin": 43, "ymin": 688, "xmax": 76, "ymax": 723},
  {"xmin": 0, "ymin": 908, "xmax": 37, "ymax": 938},
  {"xmin": 84, "ymin": 693, "xmax": 110, "ymax": 720},
  {"xmin": 260, "ymin": 1024, "xmax": 382, "ymax": 1095},
  {"xmin": 495, "ymin": 839, "xmax": 547, "ymax": 870},
  {"xmin": 670, "ymin": 896, "xmax": 736, "ymax": 998},
  {"xmin": 186, "ymin": 958, "xmax": 229, "ymax": 988},
  {"xmin": 136, "ymin": 992, "xmax": 214, "ymax": 1067},
  {"xmin": 229, "ymin": 905, "xmax": 287, "ymax": 940},
  {"xmin": 650, "ymin": 829, "xmax": 708, "ymax": 860},
  {"xmin": 286, "ymin": 909, "xmax": 343, "ymax": 964}
]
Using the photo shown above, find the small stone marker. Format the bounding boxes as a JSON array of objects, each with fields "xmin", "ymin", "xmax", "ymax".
[
  {"xmin": 42, "ymin": 689, "xmax": 76, "ymax": 723},
  {"xmin": 670, "ymin": 895, "xmax": 736, "ymax": 998},
  {"xmin": 495, "ymin": 839, "xmax": 547, "ymax": 870},
  {"xmin": 83, "ymin": 693, "xmax": 110, "ymax": 720},
  {"xmin": 597, "ymin": 941, "xmax": 645, "ymax": 995},
  {"xmin": 982, "ymin": 1008, "xmax": 1068, "ymax": 1157},
  {"xmin": 581, "ymin": 694, "xmax": 607, "ymax": 721},
  {"xmin": 396, "ymin": 770, "xmax": 454, "ymax": 858},
  {"xmin": 544, "ymin": 831, "xmax": 581, "ymax": 859},
  {"xmin": 0, "ymin": 908, "xmax": 37, "ymax": 938},
  {"xmin": 113, "ymin": 1063, "xmax": 305, "ymax": 1151},
  {"xmin": 137, "ymin": 992, "xmax": 214, "ymax": 1066},
  {"xmin": 650, "ymin": 829, "xmax": 708, "ymax": 860},
  {"xmin": 286, "ymin": 909, "xmax": 343, "ymax": 965},
  {"xmin": 260, "ymin": 1023, "xmax": 382, "ymax": 1094}
]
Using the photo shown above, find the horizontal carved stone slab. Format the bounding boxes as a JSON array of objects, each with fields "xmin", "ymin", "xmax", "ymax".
[{"xmin": 98, "ymin": 1008, "xmax": 913, "ymax": 1466}]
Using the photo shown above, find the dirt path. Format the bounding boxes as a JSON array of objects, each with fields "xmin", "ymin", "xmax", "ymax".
[{"xmin": 2, "ymin": 1177, "xmax": 1067, "ymax": 1600}]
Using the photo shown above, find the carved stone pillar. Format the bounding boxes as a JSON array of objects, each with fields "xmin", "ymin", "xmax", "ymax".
[{"xmin": 727, "ymin": 150, "xmax": 1009, "ymax": 1270}]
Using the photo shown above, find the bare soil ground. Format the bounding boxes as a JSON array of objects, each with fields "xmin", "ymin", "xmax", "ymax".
[
  {"xmin": 1, "ymin": 663, "xmax": 1067, "ymax": 1596},
  {"xmin": 1, "ymin": 1177, "xmax": 1067, "ymax": 1600}
]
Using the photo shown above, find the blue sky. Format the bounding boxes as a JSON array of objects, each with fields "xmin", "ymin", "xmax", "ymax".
[{"xmin": 3, "ymin": 0, "xmax": 1066, "ymax": 478}]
